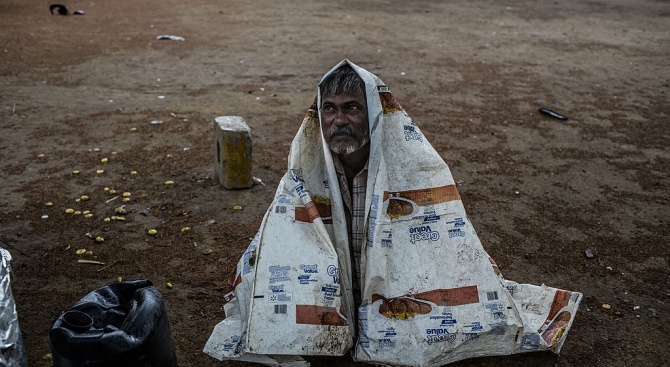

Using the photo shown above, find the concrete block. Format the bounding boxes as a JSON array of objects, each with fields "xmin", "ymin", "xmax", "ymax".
[{"xmin": 214, "ymin": 116, "xmax": 252, "ymax": 189}]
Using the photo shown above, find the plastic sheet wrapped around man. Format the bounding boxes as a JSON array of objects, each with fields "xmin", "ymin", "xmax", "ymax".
[{"xmin": 204, "ymin": 60, "xmax": 582, "ymax": 367}]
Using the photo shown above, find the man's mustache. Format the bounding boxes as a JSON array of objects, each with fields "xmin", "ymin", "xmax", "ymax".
[{"xmin": 328, "ymin": 126, "xmax": 356, "ymax": 140}]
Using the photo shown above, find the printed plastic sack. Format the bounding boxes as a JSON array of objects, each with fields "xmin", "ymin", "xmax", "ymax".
[
  {"xmin": 204, "ymin": 60, "xmax": 581, "ymax": 366},
  {"xmin": 204, "ymin": 120, "xmax": 355, "ymax": 361}
]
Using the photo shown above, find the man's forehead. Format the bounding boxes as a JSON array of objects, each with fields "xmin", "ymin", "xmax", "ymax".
[{"xmin": 322, "ymin": 89, "xmax": 367, "ymax": 104}]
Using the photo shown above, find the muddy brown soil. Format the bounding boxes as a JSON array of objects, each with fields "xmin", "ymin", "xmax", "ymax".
[{"xmin": 0, "ymin": 0, "xmax": 668, "ymax": 366}]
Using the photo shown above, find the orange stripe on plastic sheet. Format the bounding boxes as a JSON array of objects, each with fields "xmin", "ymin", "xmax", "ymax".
[
  {"xmin": 412, "ymin": 285, "xmax": 480, "ymax": 306},
  {"xmin": 540, "ymin": 311, "xmax": 572, "ymax": 346},
  {"xmin": 379, "ymin": 91, "xmax": 402, "ymax": 114},
  {"xmin": 544, "ymin": 289, "xmax": 573, "ymax": 323},
  {"xmin": 383, "ymin": 185, "xmax": 461, "ymax": 206},
  {"xmin": 295, "ymin": 305, "xmax": 348, "ymax": 326},
  {"xmin": 537, "ymin": 289, "xmax": 574, "ymax": 346},
  {"xmin": 372, "ymin": 286, "xmax": 480, "ymax": 310},
  {"xmin": 372, "ymin": 286, "xmax": 479, "ymax": 320},
  {"xmin": 294, "ymin": 197, "xmax": 333, "ymax": 224}
]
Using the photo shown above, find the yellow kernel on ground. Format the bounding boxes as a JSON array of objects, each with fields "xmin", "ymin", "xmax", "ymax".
[
  {"xmin": 65, "ymin": 208, "xmax": 75, "ymax": 214},
  {"xmin": 96, "ymin": 169, "xmax": 104, "ymax": 174},
  {"xmin": 233, "ymin": 205, "xmax": 242, "ymax": 210},
  {"xmin": 117, "ymin": 277, "xmax": 123, "ymax": 282},
  {"xmin": 166, "ymin": 282, "xmax": 173, "ymax": 289},
  {"xmin": 165, "ymin": 180, "xmax": 174, "ymax": 185},
  {"xmin": 84, "ymin": 214, "xmax": 93, "ymax": 218},
  {"xmin": 37, "ymin": 153, "xmax": 45, "ymax": 158},
  {"xmin": 103, "ymin": 217, "xmax": 111, "ymax": 222},
  {"xmin": 114, "ymin": 216, "xmax": 125, "ymax": 221},
  {"xmin": 108, "ymin": 189, "xmax": 117, "ymax": 195},
  {"xmin": 181, "ymin": 227, "xmax": 190, "ymax": 233},
  {"xmin": 72, "ymin": 170, "xmax": 80, "ymax": 174},
  {"xmin": 42, "ymin": 353, "xmax": 53, "ymax": 362},
  {"xmin": 101, "ymin": 158, "xmax": 108, "ymax": 163},
  {"xmin": 602, "ymin": 304, "xmax": 611, "ymax": 310},
  {"xmin": 95, "ymin": 237, "xmax": 104, "ymax": 242},
  {"xmin": 73, "ymin": 211, "xmax": 82, "ymax": 215},
  {"xmin": 122, "ymin": 192, "xmax": 131, "ymax": 197},
  {"xmin": 80, "ymin": 195, "xmax": 89, "ymax": 201},
  {"xmin": 148, "ymin": 229, "xmax": 157, "ymax": 235},
  {"xmin": 83, "ymin": 210, "xmax": 90, "ymax": 215},
  {"xmin": 130, "ymin": 170, "xmax": 137, "ymax": 175},
  {"xmin": 45, "ymin": 202, "xmax": 53, "ymax": 206},
  {"xmin": 104, "ymin": 187, "xmax": 110, "ymax": 191},
  {"xmin": 130, "ymin": 127, "xmax": 137, "ymax": 132},
  {"xmin": 76, "ymin": 249, "xmax": 86, "ymax": 255},
  {"xmin": 122, "ymin": 198, "xmax": 131, "ymax": 202}
]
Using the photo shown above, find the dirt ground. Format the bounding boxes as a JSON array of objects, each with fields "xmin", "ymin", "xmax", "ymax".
[{"xmin": 0, "ymin": 0, "xmax": 668, "ymax": 366}]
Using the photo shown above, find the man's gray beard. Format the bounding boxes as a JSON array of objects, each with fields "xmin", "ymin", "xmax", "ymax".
[
  {"xmin": 328, "ymin": 126, "xmax": 370, "ymax": 155},
  {"xmin": 330, "ymin": 135, "xmax": 370, "ymax": 155}
]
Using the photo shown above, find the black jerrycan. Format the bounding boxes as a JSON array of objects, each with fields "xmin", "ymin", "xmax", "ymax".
[{"xmin": 48, "ymin": 279, "xmax": 178, "ymax": 367}]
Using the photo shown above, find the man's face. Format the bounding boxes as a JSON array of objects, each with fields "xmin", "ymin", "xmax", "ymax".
[{"xmin": 321, "ymin": 88, "xmax": 369, "ymax": 156}]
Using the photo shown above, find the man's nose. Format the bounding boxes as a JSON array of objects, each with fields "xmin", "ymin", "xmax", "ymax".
[{"xmin": 334, "ymin": 109, "xmax": 348, "ymax": 126}]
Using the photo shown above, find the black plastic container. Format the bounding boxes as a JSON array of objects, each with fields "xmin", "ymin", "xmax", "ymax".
[{"xmin": 48, "ymin": 279, "xmax": 178, "ymax": 367}]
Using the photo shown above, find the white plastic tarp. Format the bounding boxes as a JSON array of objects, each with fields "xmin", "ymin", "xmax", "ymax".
[{"xmin": 204, "ymin": 60, "xmax": 582, "ymax": 367}]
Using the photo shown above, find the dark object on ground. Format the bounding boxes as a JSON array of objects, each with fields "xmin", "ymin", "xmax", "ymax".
[
  {"xmin": 49, "ymin": 4, "xmax": 85, "ymax": 15},
  {"xmin": 539, "ymin": 107, "xmax": 569, "ymax": 120},
  {"xmin": 49, "ymin": 4, "xmax": 68, "ymax": 15},
  {"xmin": 48, "ymin": 279, "xmax": 178, "ymax": 367}
]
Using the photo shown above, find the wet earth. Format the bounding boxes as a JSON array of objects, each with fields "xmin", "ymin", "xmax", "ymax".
[{"xmin": 0, "ymin": 0, "xmax": 668, "ymax": 366}]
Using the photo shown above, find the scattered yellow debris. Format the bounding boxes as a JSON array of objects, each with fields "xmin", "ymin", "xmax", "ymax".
[{"xmin": 148, "ymin": 229, "xmax": 157, "ymax": 235}]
